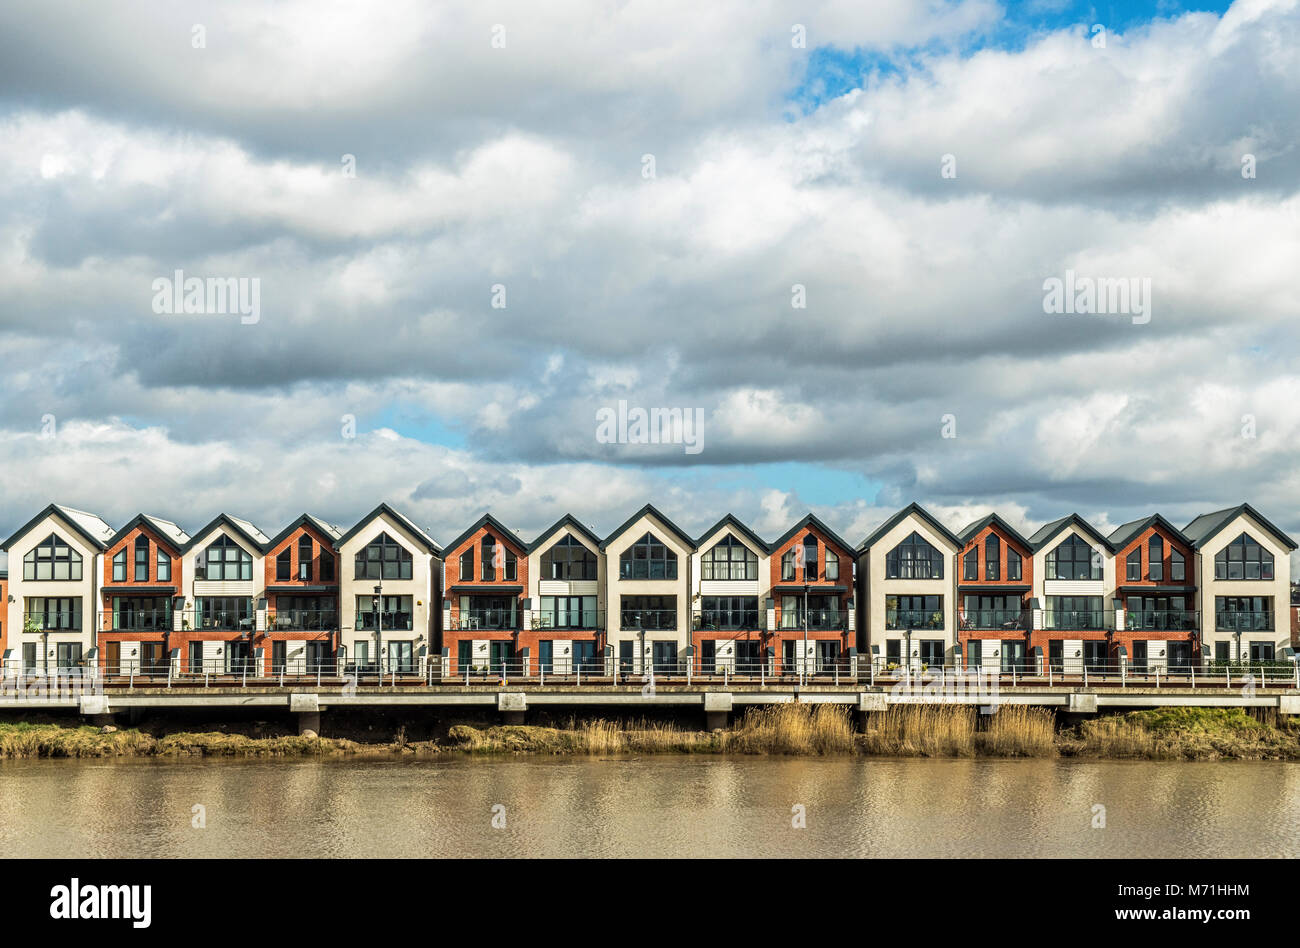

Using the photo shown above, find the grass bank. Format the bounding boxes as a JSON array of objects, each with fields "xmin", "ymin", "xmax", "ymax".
[{"xmin": 2, "ymin": 706, "xmax": 1297, "ymax": 760}]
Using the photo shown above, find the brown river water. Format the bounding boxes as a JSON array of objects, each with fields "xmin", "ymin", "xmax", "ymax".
[{"xmin": 1, "ymin": 756, "xmax": 1297, "ymax": 858}]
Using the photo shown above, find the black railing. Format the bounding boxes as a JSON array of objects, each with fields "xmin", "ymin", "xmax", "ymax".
[
  {"xmin": 1125, "ymin": 610, "xmax": 1198, "ymax": 631},
  {"xmin": 268, "ymin": 609, "xmax": 337, "ymax": 631},
  {"xmin": 1042, "ymin": 610, "xmax": 1113, "ymax": 631},
  {"xmin": 779, "ymin": 609, "xmax": 847, "ymax": 631},
  {"xmin": 884, "ymin": 610, "xmax": 944, "ymax": 631},
  {"xmin": 694, "ymin": 610, "xmax": 763, "ymax": 631},
  {"xmin": 620, "ymin": 609, "xmax": 678, "ymax": 631},
  {"xmin": 449, "ymin": 609, "xmax": 520, "ymax": 631},
  {"xmin": 958, "ymin": 610, "xmax": 1027, "ymax": 630},
  {"xmin": 1215, "ymin": 612, "xmax": 1273, "ymax": 632},
  {"xmin": 355, "ymin": 611, "xmax": 414, "ymax": 631}
]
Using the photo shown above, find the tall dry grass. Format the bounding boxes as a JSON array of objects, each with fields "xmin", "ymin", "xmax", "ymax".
[{"xmin": 859, "ymin": 704, "xmax": 1057, "ymax": 757}]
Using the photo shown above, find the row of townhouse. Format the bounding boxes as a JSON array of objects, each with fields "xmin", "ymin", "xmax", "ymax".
[{"xmin": 0, "ymin": 499, "xmax": 1293, "ymax": 677}]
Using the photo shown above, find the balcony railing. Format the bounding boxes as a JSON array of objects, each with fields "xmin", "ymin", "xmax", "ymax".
[
  {"xmin": 1125, "ymin": 610, "xmax": 1199, "ymax": 631},
  {"xmin": 884, "ymin": 610, "xmax": 944, "ymax": 631},
  {"xmin": 1215, "ymin": 611, "xmax": 1274, "ymax": 632},
  {"xmin": 1042, "ymin": 610, "xmax": 1113, "ymax": 631},
  {"xmin": 958, "ymin": 609, "xmax": 1027, "ymax": 630},
  {"xmin": 267, "ymin": 609, "xmax": 337, "ymax": 631},
  {"xmin": 694, "ymin": 610, "xmax": 764, "ymax": 631},
  {"xmin": 23, "ymin": 611, "xmax": 82, "ymax": 632},
  {"xmin": 100, "ymin": 609, "xmax": 172, "ymax": 631},
  {"xmin": 355, "ymin": 611, "xmax": 414, "ymax": 632},
  {"xmin": 530, "ymin": 610, "xmax": 605, "ymax": 631},
  {"xmin": 779, "ymin": 609, "xmax": 847, "ymax": 631},
  {"xmin": 619, "ymin": 609, "xmax": 679, "ymax": 631},
  {"xmin": 182, "ymin": 609, "xmax": 255, "ymax": 632},
  {"xmin": 447, "ymin": 609, "xmax": 520, "ymax": 631}
]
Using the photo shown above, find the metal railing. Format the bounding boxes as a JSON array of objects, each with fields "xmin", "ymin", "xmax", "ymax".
[
  {"xmin": 693, "ymin": 609, "xmax": 763, "ymax": 631},
  {"xmin": 1041, "ymin": 610, "xmax": 1113, "ymax": 631},
  {"xmin": 884, "ymin": 610, "xmax": 944, "ymax": 631},
  {"xmin": 266, "ymin": 609, "xmax": 337, "ymax": 631},
  {"xmin": 778, "ymin": 609, "xmax": 847, "ymax": 631},
  {"xmin": 619, "ymin": 609, "xmax": 678, "ymax": 631},
  {"xmin": 530, "ymin": 610, "xmax": 604, "ymax": 631},
  {"xmin": 958, "ymin": 610, "xmax": 1028, "ymax": 630},
  {"xmin": 1124, "ymin": 610, "xmax": 1198, "ymax": 631},
  {"xmin": 1214, "ymin": 612, "xmax": 1274, "ymax": 632},
  {"xmin": 447, "ymin": 609, "xmax": 520, "ymax": 631},
  {"xmin": 354, "ymin": 611, "xmax": 414, "ymax": 631},
  {"xmin": 100, "ymin": 609, "xmax": 173, "ymax": 631}
]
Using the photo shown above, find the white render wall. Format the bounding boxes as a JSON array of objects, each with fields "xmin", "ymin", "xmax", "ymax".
[
  {"xmin": 603, "ymin": 511, "xmax": 693, "ymax": 674},
  {"xmin": 1194, "ymin": 512, "xmax": 1292, "ymax": 662}
]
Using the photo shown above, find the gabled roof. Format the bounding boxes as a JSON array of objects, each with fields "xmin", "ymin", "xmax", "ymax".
[
  {"xmin": 2, "ymin": 503, "xmax": 115, "ymax": 552},
  {"xmin": 1028, "ymin": 514, "xmax": 1114, "ymax": 552},
  {"xmin": 526, "ymin": 514, "xmax": 603, "ymax": 553},
  {"xmin": 182, "ymin": 514, "xmax": 271, "ymax": 553},
  {"xmin": 443, "ymin": 513, "xmax": 528, "ymax": 557},
  {"xmin": 1107, "ymin": 513, "xmax": 1189, "ymax": 551},
  {"xmin": 108, "ymin": 513, "xmax": 191, "ymax": 553},
  {"xmin": 599, "ymin": 504, "xmax": 696, "ymax": 551},
  {"xmin": 771, "ymin": 513, "xmax": 854, "ymax": 556},
  {"xmin": 1183, "ymin": 503, "xmax": 1298, "ymax": 551},
  {"xmin": 858, "ymin": 503, "xmax": 962, "ymax": 552},
  {"xmin": 695, "ymin": 514, "xmax": 771, "ymax": 554},
  {"xmin": 957, "ymin": 512, "xmax": 1032, "ymax": 551},
  {"xmin": 264, "ymin": 513, "xmax": 345, "ymax": 552},
  {"xmin": 334, "ymin": 502, "xmax": 441, "ymax": 555}
]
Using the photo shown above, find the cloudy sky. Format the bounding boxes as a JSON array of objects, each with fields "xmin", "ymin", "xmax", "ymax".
[{"xmin": 1, "ymin": 0, "xmax": 1297, "ymax": 554}]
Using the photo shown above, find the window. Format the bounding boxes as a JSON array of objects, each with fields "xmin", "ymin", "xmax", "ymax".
[
  {"xmin": 478, "ymin": 536, "xmax": 518, "ymax": 582},
  {"xmin": 1170, "ymin": 548, "xmax": 1185, "ymax": 583},
  {"xmin": 701, "ymin": 534, "xmax": 758, "ymax": 581},
  {"xmin": 962, "ymin": 548, "xmax": 977, "ymax": 581},
  {"xmin": 537, "ymin": 595, "xmax": 598, "ymax": 629},
  {"xmin": 885, "ymin": 532, "xmax": 944, "ymax": 579},
  {"xmin": 619, "ymin": 533, "xmax": 677, "ymax": 580},
  {"xmin": 503, "ymin": 546, "xmax": 517, "ymax": 581},
  {"xmin": 459, "ymin": 594, "xmax": 517, "ymax": 630},
  {"xmin": 320, "ymin": 553, "xmax": 335, "ymax": 582},
  {"xmin": 134, "ymin": 535, "xmax": 149, "ymax": 582},
  {"xmin": 23, "ymin": 534, "xmax": 83, "ymax": 581},
  {"xmin": 274, "ymin": 595, "xmax": 336, "ymax": 630},
  {"xmin": 481, "ymin": 536, "xmax": 496, "ymax": 581},
  {"xmin": 699, "ymin": 596, "xmax": 759, "ymax": 630},
  {"xmin": 1046, "ymin": 534, "xmax": 1101, "ymax": 581},
  {"xmin": 1126, "ymin": 548, "xmax": 1141, "ymax": 582},
  {"xmin": 885, "ymin": 595, "xmax": 942, "ymax": 630},
  {"xmin": 985, "ymin": 534, "xmax": 1000, "ymax": 581},
  {"xmin": 459, "ymin": 548, "xmax": 474, "ymax": 582},
  {"xmin": 356, "ymin": 594, "xmax": 413, "ymax": 630},
  {"xmin": 825, "ymin": 549, "xmax": 839, "ymax": 581},
  {"xmin": 781, "ymin": 550, "xmax": 796, "ymax": 581},
  {"xmin": 298, "ymin": 534, "xmax": 314, "ymax": 581},
  {"xmin": 1007, "ymin": 548, "xmax": 1022, "ymax": 581},
  {"xmin": 200, "ymin": 535, "xmax": 253, "ymax": 581},
  {"xmin": 25, "ymin": 597, "xmax": 82, "ymax": 630},
  {"xmin": 1045, "ymin": 595, "xmax": 1105, "ymax": 629},
  {"xmin": 276, "ymin": 548, "xmax": 292, "ymax": 581},
  {"xmin": 112, "ymin": 549, "xmax": 127, "ymax": 583},
  {"xmin": 1148, "ymin": 535, "xmax": 1163, "ymax": 582},
  {"xmin": 962, "ymin": 594, "xmax": 1023, "ymax": 629},
  {"xmin": 194, "ymin": 596, "xmax": 253, "ymax": 629},
  {"xmin": 111, "ymin": 596, "xmax": 172, "ymax": 630},
  {"xmin": 779, "ymin": 594, "xmax": 842, "ymax": 630},
  {"xmin": 1215, "ymin": 533, "xmax": 1274, "ymax": 580},
  {"xmin": 802, "ymin": 535, "xmax": 819, "ymax": 581},
  {"xmin": 620, "ymin": 595, "xmax": 676, "ymax": 630},
  {"xmin": 541, "ymin": 535, "xmax": 597, "ymax": 580},
  {"xmin": 355, "ymin": 532, "xmax": 413, "ymax": 581},
  {"xmin": 1216, "ymin": 596, "xmax": 1272, "ymax": 631},
  {"xmin": 157, "ymin": 548, "xmax": 171, "ymax": 582}
]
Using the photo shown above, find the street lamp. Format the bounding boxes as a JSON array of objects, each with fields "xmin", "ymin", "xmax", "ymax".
[
  {"xmin": 373, "ymin": 582, "xmax": 383, "ymax": 681},
  {"xmin": 802, "ymin": 582, "xmax": 809, "ymax": 683}
]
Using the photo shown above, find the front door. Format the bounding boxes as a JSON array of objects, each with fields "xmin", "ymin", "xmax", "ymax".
[
  {"xmin": 1131, "ymin": 640, "xmax": 1147, "ymax": 673},
  {"xmin": 1168, "ymin": 642, "xmax": 1191, "ymax": 669},
  {"xmin": 572, "ymin": 640, "xmax": 596, "ymax": 673},
  {"xmin": 104, "ymin": 641, "xmax": 121, "ymax": 676},
  {"xmin": 651, "ymin": 641, "xmax": 677, "ymax": 675},
  {"xmin": 539, "ymin": 640, "xmax": 554, "ymax": 674},
  {"xmin": 391, "ymin": 640, "xmax": 415, "ymax": 673},
  {"xmin": 735, "ymin": 640, "xmax": 761, "ymax": 674},
  {"xmin": 56, "ymin": 642, "xmax": 83, "ymax": 675},
  {"xmin": 272, "ymin": 640, "xmax": 287, "ymax": 674},
  {"xmin": 1083, "ymin": 640, "xmax": 1107, "ymax": 672},
  {"xmin": 306, "ymin": 641, "xmax": 330, "ymax": 672},
  {"xmin": 919, "ymin": 640, "xmax": 945, "ymax": 669},
  {"xmin": 619, "ymin": 640, "xmax": 634, "ymax": 675},
  {"xmin": 816, "ymin": 641, "xmax": 841, "ymax": 672},
  {"xmin": 966, "ymin": 640, "xmax": 982, "ymax": 669},
  {"xmin": 226, "ymin": 641, "xmax": 250, "ymax": 674},
  {"xmin": 488, "ymin": 641, "xmax": 514, "ymax": 675},
  {"xmin": 1001, "ymin": 640, "xmax": 1025, "ymax": 673}
]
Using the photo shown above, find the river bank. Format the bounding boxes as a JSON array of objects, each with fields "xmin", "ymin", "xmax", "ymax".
[{"xmin": 2, "ymin": 704, "xmax": 1298, "ymax": 761}]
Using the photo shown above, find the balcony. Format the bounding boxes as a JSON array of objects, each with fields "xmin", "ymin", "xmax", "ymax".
[
  {"xmin": 885, "ymin": 609, "xmax": 944, "ymax": 631},
  {"xmin": 448, "ymin": 608, "xmax": 520, "ymax": 631},
  {"xmin": 356, "ymin": 610, "xmax": 414, "ymax": 632},
  {"xmin": 780, "ymin": 609, "xmax": 847, "ymax": 632},
  {"xmin": 619, "ymin": 609, "xmax": 678, "ymax": 631},
  {"xmin": 182, "ymin": 609, "xmax": 255, "ymax": 633},
  {"xmin": 1125, "ymin": 610, "xmax": 1199, "ymax": 632},
  {"xmin": 268, "ymin": 609, "xmax": 337, "ymax": 632},
  {"xmin": 1042, "ymin": 610, "xmax": 1112, "ymax": 631},
  {"xmin": 694, "ymin": 609, "xmax": 764, "ymax": 632},
  {"xmin": 959, "ymin": 609, "xmax": 1028, "ymax": 631},
  {"xmin": 530, "ymin": 609, "xmax": 605, "ymax": 632},
  {"xmin": 23, "ymin": 611, "xmax": 82, "ymax": 632},
  {"xmin": 100, "ymin": 609, "xmax": 171, "ymax": 632},
  {"xmin": 1215, "ymin": 611, "xmax": 1273, "ymax": 632}
]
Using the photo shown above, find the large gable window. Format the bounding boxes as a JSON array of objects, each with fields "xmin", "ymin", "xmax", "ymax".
[
  {"xmin": 541, "ymin": 534, "xmax": 597, "ymax": 580},
  {"xmin": 885, "ymin": 532, "xmax": 944, "ymax": 580},
  {"xmin": 1046, "ymin": 534, "xmax": 1101, "ymax": 581},
  {"xmin": 620, "ymin": 533, "xmax": 678, "ymax": 580},
  {"xmin": 1215, "ymin": 533, "xmax": 1274, "ymax": 580},
  {"xmin": 356, "ymin": 532, "xmax": 413, "ymax": 580},
  {"xmin": 701, "ymin": 534, "xmax": 757, "ymax": 581},
  {"xmin": 23, "ymin": 534, "xmax": 83, "ymax": 581},
  {"xmin": 200, "ymin": 534, "xmax": 253, "ymax": 581}
]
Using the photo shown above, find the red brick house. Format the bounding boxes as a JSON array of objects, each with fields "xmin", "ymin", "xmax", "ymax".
[
  {"xmin": 98, "ymin": 514, "xmax": 189, "ymax": 675},
  {"xmin": 956, "ymin": 513, "xmax": 1034, "ymax": 671},
  {"xmin": 768, "ymin": 514, "xmax": 855, "ymax": 675},
  {"xmin": 1107, "ymin": 513, "xmax": 1198, "ymax": 670},
  {"xmin": 260, "ymin": 514, "xmax": 343, "ymax": 675},
  {"xmin": 441, "ymin": 514, "xmax": 530, "ymax": 676}
]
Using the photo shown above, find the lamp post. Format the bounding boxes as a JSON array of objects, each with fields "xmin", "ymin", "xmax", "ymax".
[
  {"xmin": 802, "ymin": 582, "xmax": 809, "ymax": 684},
  {"xmin": 373, "ymin": 581, "xmax": 383, "ymax": 682}
]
